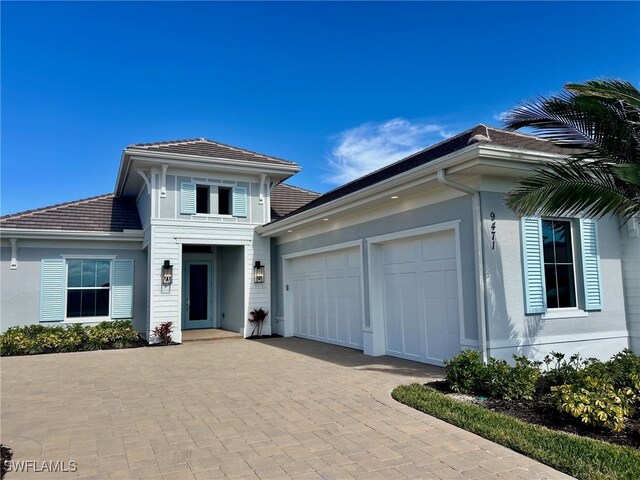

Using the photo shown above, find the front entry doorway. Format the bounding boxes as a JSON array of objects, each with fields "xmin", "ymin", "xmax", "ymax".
[{"xmin": 182, "ymin": 261, "xmax": 213, "ymax": 330}]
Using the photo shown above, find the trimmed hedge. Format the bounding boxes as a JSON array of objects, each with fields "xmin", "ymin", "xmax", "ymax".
[{"xmin": 0, "ymin": 320, "xmax": 141, "ymax": 356}]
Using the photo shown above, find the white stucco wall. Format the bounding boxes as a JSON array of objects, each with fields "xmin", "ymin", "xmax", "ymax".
[{"xmin": 480, "ymin": 192, "xmax": 629, "ymax": 362}]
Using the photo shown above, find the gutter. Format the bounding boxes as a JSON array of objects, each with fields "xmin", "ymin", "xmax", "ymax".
[{"xmin": 436, "ymin": 169, "xmax": 488, "ymax": 364}]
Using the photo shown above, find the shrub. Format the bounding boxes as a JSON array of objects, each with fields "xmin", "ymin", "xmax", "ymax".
[
  {"xmin": 445, "ymin": 350, "xmax": 540, "ymax": 400},
  {"xmin": 445, "ymin": 349, "xmax": 484, "ymax": 393},
  {"xmin": 153, "ymin": 322, "xmax": 173, "ymax": 345},
  {"xmin": 552, "ymin": 376, "xmax": 636, "ymax": 433},
  {"xmin": 0, "ymin": 320, "xmax": 140, "ymax": 356}
]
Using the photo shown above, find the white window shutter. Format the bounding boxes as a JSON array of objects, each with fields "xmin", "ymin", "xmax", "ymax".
[
  {"xmin": 112, "ymin": 259, "xmax": 134, "ymax": 319},
  {"xmin": 40, "ymin": 259, "xmax": 65, "ymax": 322},
  {"xmin": 580, "ymin": 219, "xmax": 602, "ymax": 310},
  {"xmin": 232, "ymin": 186, "xmax": 248, "ymax": 218},
  {"xmin": 180, "ymin": 182, "xmax": 196, "ymax": 214},
  {"xmin": 521, "ymin": 217, "xmax": 547, "ymax": 314}
]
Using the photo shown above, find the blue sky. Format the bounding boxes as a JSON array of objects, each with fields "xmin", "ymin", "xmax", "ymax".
[{"xmin": 2, "ymin": 1, "xmax": 639, "ymax": 215}]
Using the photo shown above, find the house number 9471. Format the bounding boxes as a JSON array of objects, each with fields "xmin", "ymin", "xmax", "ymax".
[{"xmin": 490, "ymin": 212, "xmax": 496, "ymax": 250}]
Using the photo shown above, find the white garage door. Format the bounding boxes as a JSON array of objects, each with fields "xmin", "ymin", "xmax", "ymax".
[
  {"xmin": 291, "ymin": 248, "xmax": 363, "ymax": 349},
  {"xmin": 381, "ymin": 230, "xmax": 461, "ymax": 365}
]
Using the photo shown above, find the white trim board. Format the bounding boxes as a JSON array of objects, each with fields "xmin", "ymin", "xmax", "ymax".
[
  {"xmin": 281, "ymin": 240, "xmax": 364, "ymax": 260},
  {"xmin": 366, "ymin": 220, "xmax": 461, "ymax": 245}
]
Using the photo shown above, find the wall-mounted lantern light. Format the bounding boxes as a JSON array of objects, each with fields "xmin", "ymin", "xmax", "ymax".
[
  {"xmin": 254, "ymin": 261, "xmax": 265, "ymax": 283},
  {"xmin": 162, "ymin": 260, "xmax": 174, "ymax": 286}
]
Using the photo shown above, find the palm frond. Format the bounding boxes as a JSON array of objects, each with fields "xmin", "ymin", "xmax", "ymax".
[
  {"xmin": 505, "ymin": 161, "xmax": 640, "ymax": 222},
  {"xmin": 566, "ymin": 79, "xmax": 640, "ymax": 109}
]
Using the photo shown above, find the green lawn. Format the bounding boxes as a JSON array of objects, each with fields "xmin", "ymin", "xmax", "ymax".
[{"xmin": 392, "ymin": 383, "xmax": 640, "ymax": 480}]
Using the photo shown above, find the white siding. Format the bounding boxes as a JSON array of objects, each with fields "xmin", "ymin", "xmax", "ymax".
[{"xmin": 147, "ymin": 220, "xmax": 271, "ymax": 341}]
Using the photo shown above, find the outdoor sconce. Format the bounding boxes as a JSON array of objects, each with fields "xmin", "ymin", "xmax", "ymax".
[
  {"xmin": 162, "ymin": 260, "xmax": 174, "ymax": 286},
  {"xmin": 254, "ymin": 261, "xmax": 265, "ymax": 283}
]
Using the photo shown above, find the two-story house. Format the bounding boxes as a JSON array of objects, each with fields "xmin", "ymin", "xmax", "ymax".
[{"xmin": 2, "ymin": 126, "xmax": 639, "ymax": 366}]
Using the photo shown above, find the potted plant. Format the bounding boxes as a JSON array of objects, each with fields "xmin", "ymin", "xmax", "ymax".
[{"xmin": 248, "ymin": 308, "xmax": 269, "ymax": 337}]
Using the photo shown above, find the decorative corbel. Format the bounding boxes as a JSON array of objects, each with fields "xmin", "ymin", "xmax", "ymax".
[
  {"xmin": 10, "ymin": 238, "xmax": 17, "ymax": 270},
  {"xmin": 135, "ymin": 169, "xmax": 151, "ymax": 195},
  {"xmin": 161, "ymin": 164, "xmax": 168, "ymax": 198},
  {"xmin": 259, "ymin": 174, "xmax": 267, "ymax": 205}
]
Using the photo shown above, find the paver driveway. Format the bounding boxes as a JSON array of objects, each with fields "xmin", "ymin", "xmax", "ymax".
[{"xmin": 1, "ymin": 338, "xmax": 573, "ymax": 480}]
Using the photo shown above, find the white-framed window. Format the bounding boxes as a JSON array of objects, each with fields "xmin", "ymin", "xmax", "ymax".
[
  {"xmin": 542, "ymin": 219, "xmax": 577, "ymax": 309},
  {"xmin": 40, "ymin": 258, "xmax": 134, "ymax": 323},
  {"xmin": 180, "ymin": 181, "xmax": 247, "ymax": 218},
  {"xmin": 521, "ymin": 217, "xmax": 602, "ymax": 315},
  {"xmin": 66, "ymin": 259, "xmax": 111, "ymax": 318}
]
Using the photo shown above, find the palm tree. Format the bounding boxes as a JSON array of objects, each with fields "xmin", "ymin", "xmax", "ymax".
[{"xmin": 503, "ymin": 79, "xmax": 640, "ymax": 222}]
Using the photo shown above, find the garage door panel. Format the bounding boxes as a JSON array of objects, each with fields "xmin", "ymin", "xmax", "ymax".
[
  {"xmin": 292, "ymin": 247, "xmax": 363, "ymax": 350},
  {"xmin": 381, "ymin": 230, "xmax": 461, "ymax": 366}
]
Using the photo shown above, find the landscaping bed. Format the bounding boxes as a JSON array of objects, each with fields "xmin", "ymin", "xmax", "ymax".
[
  {"xmin": 428, "ymin": 379, "xmax": 640, "ymax": 449},
  {"xmin": 393, "ymin": 349, "xmax": 640, "ymax": 480},
  {"xmin": 0, "ymin": 321, "xmax": 146, "ymax": 356},
  {"xmin": 392, "ymin": 383, "xmax": 640, "ymax": 480}
]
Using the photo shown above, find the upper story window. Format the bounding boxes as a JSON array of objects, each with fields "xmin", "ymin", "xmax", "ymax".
[
  {"xmin": 180, "ymin": 182, "xmax": 247, "ymax": 218},
  {"xmin": 218, "ymin": 187, "xmax": 231, "ymax": 215},
  {"xmin": 542, "ymin": 219, "xmax": 576, "ymax": 309},
  {"xmin": 196, "ymin": 185, "xmax": 210, "ymax": 214}
]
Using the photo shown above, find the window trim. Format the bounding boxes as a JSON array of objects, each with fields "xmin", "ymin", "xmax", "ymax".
[{"xmin": 541, "ymin": 218, "xmax": 580, "ymax": 311}]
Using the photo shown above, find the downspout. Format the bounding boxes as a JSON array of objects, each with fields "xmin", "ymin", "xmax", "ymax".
[{"xmin": 436, "ymin": 169, "xmax": 488, "ymax": 364}]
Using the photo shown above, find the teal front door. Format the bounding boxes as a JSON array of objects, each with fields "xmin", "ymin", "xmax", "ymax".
[{"xmin": 183, "ymin": 261, "xmax": 213, "ymax": 329}]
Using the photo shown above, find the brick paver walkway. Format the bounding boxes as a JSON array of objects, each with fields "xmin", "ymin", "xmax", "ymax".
[{"xmin": 0, "ymin": 338, "xmax": 573, "ymax": 479}]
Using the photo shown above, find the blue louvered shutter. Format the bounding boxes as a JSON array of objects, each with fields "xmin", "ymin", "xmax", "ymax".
[
  {"xmin": 111, "ymin": 259, "xmax": 134, "ymax": 318},
  {"xmin": 521, "ymin": 217, "xmax": 547, "ymax": 314},
  {"xmin": 580, "ymin": 219, "xmax": 602, "ymax": 310},
  {"xmin": 232, "ymin": 186, "xmax": 248, "ymax": 218},
  {"xmin": 180, "ymin": 182, "xmax": 196, "ymax": 214},
  {"xmin": 40, "ymin": 259, "xmax": 65, "ymax": 322}
]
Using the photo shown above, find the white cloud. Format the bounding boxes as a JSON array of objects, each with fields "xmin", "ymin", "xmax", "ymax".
[
  {"xmin": 325, "ymin": 118, "xmax": 451, "ymax": 185},
  {"xmin": 493, "ymin": 111, "xmax": 509, "ymax": 123}
]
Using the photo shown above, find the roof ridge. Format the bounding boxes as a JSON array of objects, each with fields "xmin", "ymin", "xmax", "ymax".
[
  {"xmin": 486, "ymin": 125, "xmax": 551, "ymax": 142},
  {"xmin": 127, "ymin": 138, "xmax": 204, "ymax": 148},
  {"xmin": 276, "ymin": 183, "xmax": 321, "ymax": 196},
  {"xmin": 0, "ymin": 193, "xmax": 115, "ymax": 221},
  {"xmin": 200, "ymin": 138, "xmax": 297, "ymax": 165},
  {"xmin": 314, "ymin": 125, "xmax": 479, "ymax": 201}
]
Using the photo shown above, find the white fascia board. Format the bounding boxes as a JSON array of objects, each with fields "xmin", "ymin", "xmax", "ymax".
[
  {"xmin": 257, "ymin": 144, "xmax": 481, "ymax": 236},
  {"xmin": 258, "ymin": 144, "xmax": 569, "ymax": 237},
  {"xmin": 0, "ymin": 228, "xmax": 144, "ymax": 242},
  {"xmin": 127, "ymin": 150, "xmax": 300, "ymax": 175}
]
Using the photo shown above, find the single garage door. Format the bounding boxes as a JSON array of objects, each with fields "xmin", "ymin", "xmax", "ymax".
[
  {"xmin": 291, "ymin": 247, "xmax": 363, "ymax": 349},
  {"xmin": 380, "ymin": 230, "xmax": 461, "ymax": 365}
]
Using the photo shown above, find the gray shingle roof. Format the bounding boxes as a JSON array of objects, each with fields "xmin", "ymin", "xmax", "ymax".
[
  {"xmin": 267, "ymin": 125, "xmax": 569, "ymax": 224},
  {"xmin": 0, "ymin": 194, "xmax": 142, "ymax": 233},
  {"xmin": 271, "ymin": 184, "xmax": 320, "ymax": 219},
  {"xmin": 128, "ymin": 138, "xmax": 298, "ymax": 167}
]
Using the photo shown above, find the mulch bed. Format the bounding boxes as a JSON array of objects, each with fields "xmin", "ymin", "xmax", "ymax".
[{"xmin": 427, "ymin": 380, "xmax": 640, "ymax": 449}]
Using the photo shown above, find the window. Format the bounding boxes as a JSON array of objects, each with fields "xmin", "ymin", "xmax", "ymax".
[
  {"xmin": 196, "ymin": 185, "xmax": 210, "ymax": 214},
  {"xmin": 542, "ymin": 220, "xmax": 576, "ymax": 309},
  {"xmin": 521, "ymin": 217, "xmax": 602, "ymax": 315},
  {"xmin": 218, "ymin": 187, "xmax": 231, "ymax": 215},
  {"xmin": 66, "ymin": 260, "xmax": 111, "ymax": 318}
]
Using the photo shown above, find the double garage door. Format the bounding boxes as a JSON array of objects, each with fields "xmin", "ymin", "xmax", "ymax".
[{"xmin": 290, "ymin": 230, "xmax": 461, "ymax": 365}]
